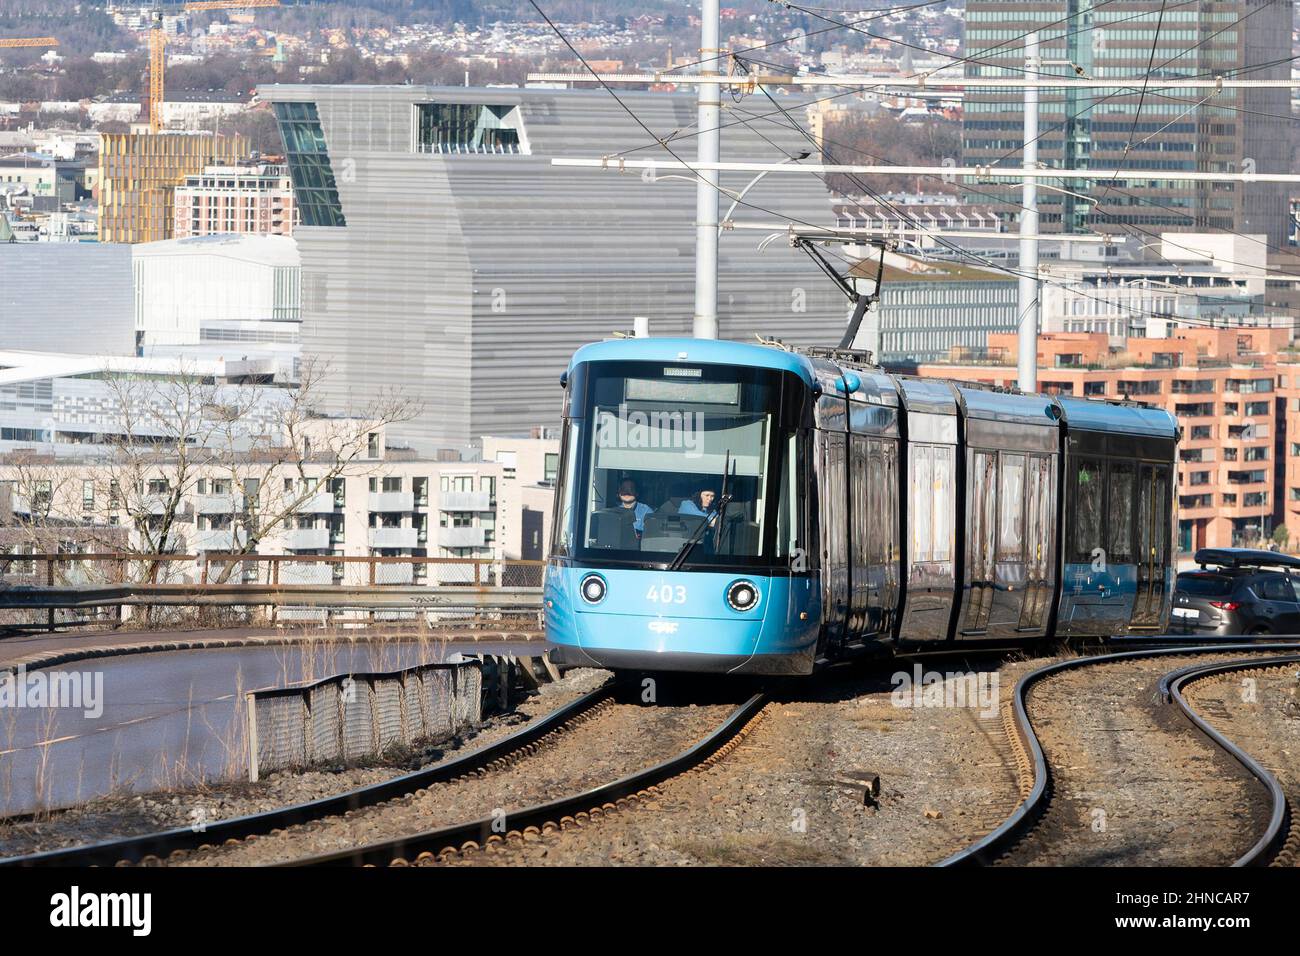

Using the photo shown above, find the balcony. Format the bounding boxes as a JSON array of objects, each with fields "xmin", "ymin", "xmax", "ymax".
[
  {"xmin": 368, "ymin": 491, "xmax": 414, "ymax": 513},
  {"xmin": 296, "ymin": 490, "xmax": 339, "ymax": 513},
  {"xmin": 367, "ymin": 526, "xmax": 418, "ymax": 549},
  {"xmin": 196, "ymin": 493, "xmax": 244, "ymax": 515},
  {"xmin": 284, "ymin": 527, "xmax": 331, "ymax": 551},
  {"xmin": 440, "ymin": 491, "xmax": 493, "ymax": 512},
  {"xmin": 439, "ymin": 526, "xmax": 486, "ymax": 548}
]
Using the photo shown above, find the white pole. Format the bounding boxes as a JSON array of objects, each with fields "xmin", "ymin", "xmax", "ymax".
[
  {"xmin": 1018, "ymin": 33, "xmax": 1040, "ymax": 393},
  {"xmin": 693, "ymin": 0, "xmax": 720, "ymax": 340}
]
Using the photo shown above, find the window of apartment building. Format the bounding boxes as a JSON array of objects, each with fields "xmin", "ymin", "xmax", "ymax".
[
  {"xmin": 1246, "ymin": 401, "xmax": 1270, "ymax": 416},
  {"xmin": 1189, "ymin": 471, "xmax": 1211, "ymax": 486},
  {"xmin": 1223, "ymin": 493, "xmax": 1238, "ymax": 506},
  {"xmin": 416, "ymin": 513, "xmax": 428, "ymax": 544},
  {"xmin": 449, "ymin": 475, "xmax": 472, "ymax": 492},
  {"xmin": 497, "ymin": 451, "xmax": 517, "ymax": 479},
  {"xmin": 1190, "ymin": 425, "xmax": 1213, "ymax": 440},
  {"xmin": 367, "ymin": 432, "xmax": 379, "ymax": 458},
  {"xmin": 1223, "ymin": 402, "xmax": 1239, "ymax": 415},
  {"xmin": 1291, "ymin": 443, "xmax": 1300, "ymax": 457},
  {"xmin": 544, "ymin": 453, "xmax": 559, "ymax": 484},
  {"xmin": 109, "ymin": 480, "xmax": 121, "ymax": 508},
  {"xmin": 451, "ymin": 512, "xmax": 473, "ymax": 528},
  {"xmin": 413, "ymin": 477, "xmax": 428, "ymax": 506},
  {"xmin": 383, "ymin": 476, "xmax": 402, "ymax": 493},
  {"xmin": 1083, "ymin": 381, "xmax": 1106, "ymax": 396},
  {"xmin": 147, "ymin": 479, "xmax": 168, "ymax": 495},
  {"xmin": 481, "ymin": 513, "xmax": 496, "ymax": 543},
  {"xmin": 82, "ymin": 480, "xmax": 94, "ymax": 511},
  {"xmin": 480, "ymin": 476, "xmax": 495, "ymax": 500},
  {"xmin": 415, "ymin": 103, "xmax": 525, "ymax": 155},
  {"xmin": 329, "ymin": 478, "xmax": 345, "ymax": 505},
  {"xmin": 1244, "ymin": 492, "xmax": 1268, "ymax": 508},
  {"xmin": 1245, "ymin": 446, "xmax": 1269, "ymax": 462}
]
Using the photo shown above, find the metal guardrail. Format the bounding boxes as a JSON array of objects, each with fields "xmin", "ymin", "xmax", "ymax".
[
  {"xmin": 0, "ymin": 552, "xmax": 546, "ymax": 630},
  {"xmin": 0, "ymin": 583, "xmax": 543, "ymax": 610}
]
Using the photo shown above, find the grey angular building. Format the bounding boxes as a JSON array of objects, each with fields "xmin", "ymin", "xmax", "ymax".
[{"xmin": 259, "ymin": 85, "xmax": 845, "ymax": 452}]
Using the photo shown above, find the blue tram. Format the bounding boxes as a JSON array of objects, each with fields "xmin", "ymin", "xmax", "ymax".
[{"xmin": 543, "ymin": 337, "xmax": 1177, "ymax": 675}]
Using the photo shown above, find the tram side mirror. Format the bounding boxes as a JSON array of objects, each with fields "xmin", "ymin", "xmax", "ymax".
[
  {"xmin": 842, "ymin": 373, "xmax": 861, "ymax": 394},
  {"xmin": 559, "ymin": 371, "xmax": 568, "ymax": 388}
]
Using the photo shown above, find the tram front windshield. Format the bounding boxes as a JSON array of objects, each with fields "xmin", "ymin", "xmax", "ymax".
[{"xmin": 555, "ymin": 361, "xmax": 802, "ymax": 570}]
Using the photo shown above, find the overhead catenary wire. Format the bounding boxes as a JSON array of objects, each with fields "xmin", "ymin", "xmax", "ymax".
[{"xmin": 535, "ymin": 0, "xmax": 1300, "ymax": 338}]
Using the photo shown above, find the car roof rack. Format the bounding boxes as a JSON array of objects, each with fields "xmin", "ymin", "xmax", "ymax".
[{"xmin": 1193, "ymin": 547, "xmax": 1300, "ymax": 571}]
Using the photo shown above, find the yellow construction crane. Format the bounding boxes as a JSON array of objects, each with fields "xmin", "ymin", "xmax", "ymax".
[
  {"xmin": 0, "ymin": 37, "xmax": 60, "ymax": 49},
  {"xmin": 144, "ymin": 0, "xmax": 281, "ymax": 133}
]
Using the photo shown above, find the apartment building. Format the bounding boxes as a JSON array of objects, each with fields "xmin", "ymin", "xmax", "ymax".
[
  {"xmin": 0, "ymin": 433, "xmax": 559, "ymax": 576},
  {"xmin": 172, "ymin": 163, "xmax": 298, "ymax": 238},
  {"xmin": 916, "ymin": 327, "xmax": 1299, "ymax": 552}
]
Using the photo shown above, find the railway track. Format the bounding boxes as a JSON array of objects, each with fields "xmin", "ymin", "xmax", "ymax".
[
  {"xmin": 1, "ymin": 681, "xmax": 618, "ymax": 867},
  {"xmin": 284, "ymin": 690, "xmax": 768, "ymax": 866},
  {"xmin": 1164, "ymin": 655, "xmax": 1300, "ymax": 867},
  {"xmin": 939, "ymin": 642, "xmax": 1300, "ymax": 868}
]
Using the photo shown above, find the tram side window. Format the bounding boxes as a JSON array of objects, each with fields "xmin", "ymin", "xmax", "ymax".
[
  {"xmin": 909, "ymin": 444, "xmax": 954, "ymax": 565},
  {"xmin": 1108, "ymin": 461, "xmax": 1135, "ymax": 565},
  {"xmin": 910, "ymin": 445, "xmax": 933, "ymax": 562},
  {"xmin": 1071, "ymin": 457, "xmax": 1104, "ymax": 564}
]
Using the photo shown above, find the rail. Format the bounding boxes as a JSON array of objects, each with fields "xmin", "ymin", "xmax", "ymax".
[{"xmin": 937, "ymin": 642, "xmax": 1300, "ymax": 868}]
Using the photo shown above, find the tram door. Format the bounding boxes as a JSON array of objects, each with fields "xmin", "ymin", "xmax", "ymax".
[
  {"xmin": 1017, "ymin": 454, "xmax": 1055, "ymax": 632},
  {"xmin": 1132, "ymin": 463, "xmax": 1171, "ymax": 629},
  {"xmin": 964, "ymin": 450, "xmax": 998, "ymax": 633},
  {"xmin": 819, "ymin": 431, "xmax": 850, "ymax": 653}
]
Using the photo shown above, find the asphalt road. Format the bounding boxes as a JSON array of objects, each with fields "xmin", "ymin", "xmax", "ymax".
[{"xmin": 0, "ymin": 638, "xmax": 538, "ymax": 816}]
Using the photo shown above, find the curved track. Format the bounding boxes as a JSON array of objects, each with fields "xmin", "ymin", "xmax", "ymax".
[
  {"xmin": 285, "ymin": 691, "xmax": 768, "ymax": 867},
  {"xmin": 1, "ymin": 682, "xmax": 615, "ymax": 867},
  {"xmin": 938, "ymin": 642, "xmax": 1300, "ymax": 868},
  {"xmin": 1162, "ymin": 654, "xmax": 1300, "ymax": 867}
]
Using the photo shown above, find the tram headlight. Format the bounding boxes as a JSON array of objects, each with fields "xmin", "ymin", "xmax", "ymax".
[
  {"xmin": 579, "ymin": 573, "xmax": 607, "ymax": 605},
  {"xmin": 726, "ymin": 579, "xmax": 759, "ymax": 612}
]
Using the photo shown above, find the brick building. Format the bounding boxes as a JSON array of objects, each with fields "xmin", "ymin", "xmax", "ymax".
[{"xmin": 173, "ymin": 163, "xmax": 297, "ymax": 238}]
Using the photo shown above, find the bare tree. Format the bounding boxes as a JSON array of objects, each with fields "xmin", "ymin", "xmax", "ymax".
[{"xmin": 0, "ymin": 360, "xmax": 418, "ymax": 604}]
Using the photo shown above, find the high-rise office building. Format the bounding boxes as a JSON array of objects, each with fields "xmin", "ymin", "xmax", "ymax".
[
  {"xmin": 962, "ymin": 1, "xmax": 1293, "ymax": 247},
  {"xmin": 98, "ymin": 132, "xmax": 248, "ymax": 243}
]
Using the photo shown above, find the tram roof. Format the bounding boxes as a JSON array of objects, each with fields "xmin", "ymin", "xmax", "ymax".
[
  {"xmin": 569, "ymin": 338, "xmax": 817, "ymax": 385},
  {"xmin": 1055, "ymin": 395, "xmax": 1178, "ymax": 438}
]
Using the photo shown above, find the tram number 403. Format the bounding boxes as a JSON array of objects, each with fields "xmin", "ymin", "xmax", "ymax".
[{"xmin": 647, "ymin": 583, "xmax": 687, "ymax": 604}]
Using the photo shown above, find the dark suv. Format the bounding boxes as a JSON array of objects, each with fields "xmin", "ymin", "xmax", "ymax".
[{"xmin": 1171, "ymin": 548, "xmax": 1300, "ymax": 636}]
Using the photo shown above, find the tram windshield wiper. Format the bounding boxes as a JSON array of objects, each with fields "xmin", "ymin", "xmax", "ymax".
[
  {"xmin": 666, "ymin": 450, "xmax": 733, "ymax": 572},
  {"xmin": 667, "ymin": 492, "xmax": 730, "ymax": 572}
]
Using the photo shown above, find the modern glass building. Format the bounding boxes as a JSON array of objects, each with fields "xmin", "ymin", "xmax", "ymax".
[
  {"xmin": 961, "ymin": 0, "xmax": 1293, "ymax": 247},
  {"xmin": 259, "ymin": 85, "xmax": 845, "ymax": 452}
]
